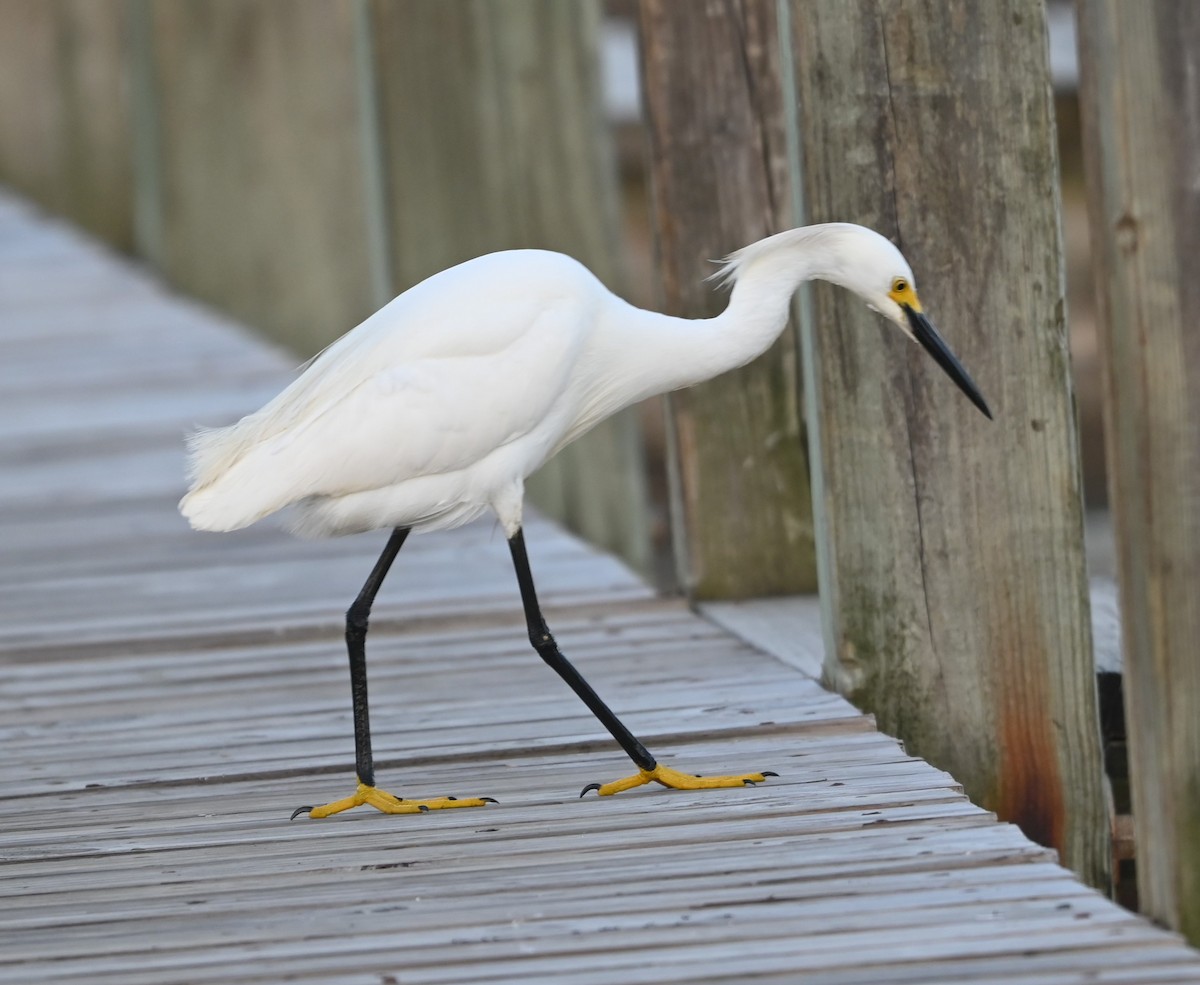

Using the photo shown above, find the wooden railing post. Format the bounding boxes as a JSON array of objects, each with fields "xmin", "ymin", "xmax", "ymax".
[
  {"xmin": 148, "ymin": 2, "xmax": 379, "ymax": 354},
  {"xmin": 790, "ymin": 0, "xmax": 1110, "ymax": 888},
  {"xmin": 1077, "ymin": 1, "xmax": 1200, "ymax": 937},
  {"xmin": 637, "ymin": 0, "xmax": 817, "ymax": 600},
  {"xmin": 0, "ymin": 0, "xmax": 134, "ymax": 251}
]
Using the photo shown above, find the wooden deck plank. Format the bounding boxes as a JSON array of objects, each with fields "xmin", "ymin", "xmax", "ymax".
[{"xmin": 2, "ymin": 187, "xmax": 1199, "ymax": 983}]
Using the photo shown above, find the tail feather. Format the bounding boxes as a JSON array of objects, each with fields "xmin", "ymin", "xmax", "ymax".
[
  {"xmin": 179, "ymin": 483, "xmax": 267, "ymax": 532},
  {"xmin": 184, "ymin": 414, "xmax": 262, "ymax": 487},
  {"xmin": 180, "ymin": 415, "xmax": 283, "ymax": 531}
]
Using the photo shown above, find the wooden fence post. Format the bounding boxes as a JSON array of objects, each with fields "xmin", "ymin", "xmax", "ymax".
[
  {"xmin": 637, "ymin": 0, "xmax": 817, "ymax": 600},
  {"xmin": 147, "ymin": 1, "xmax": 378, "ymax": 354},
  {"xmin": 790, "ymin": 0, "xmax": 1109, "ymax": 888},
  {"xmin": 351, "ymin": 0, "xmax": 394, "ymax": 313},
  {"xmin": 371, "ymin": 0, "xmax": 651, "ymax": 573},
  {"xmin": 1077, "ymin": 1, "xmax": 1200, "ymax": 937},
  {"xmin": 128, "ymin": 0, "xmax": 163, "ymax": 267},
  {"xmin": 0, "ymin": 0, "xmax": 134, "ymax": 251}
]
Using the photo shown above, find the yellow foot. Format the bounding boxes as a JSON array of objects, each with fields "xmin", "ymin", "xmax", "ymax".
[
  {"xmin": 291, "ymin": 782, "xmax": 496, "ymax": 820},
  {"xmin": 579, "ymin": 763, "xmax": 777, "ymax": 798}
]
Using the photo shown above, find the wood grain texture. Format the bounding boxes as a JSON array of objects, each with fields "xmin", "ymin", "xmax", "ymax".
[
  {"xmin": 4, "ymin": 186, "xmax": 1195, "ymax": 982},
  {"xmin": 637, "ymin": 0, "xmax": 818, "ymax": 599},
  {"xmin": 1076, "ymin": 0, "xmax": 1200, "ymax": 940},
  {"xmin": 790, "ymin": 0, "xmax": 1109, "ymax": 888},
  {"xmin": 371, "ymin": 0, "xmax": 651, "ymax": 573}
]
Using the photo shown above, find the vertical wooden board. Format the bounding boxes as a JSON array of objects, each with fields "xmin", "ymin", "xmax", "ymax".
[
  {"xmin": 372, "ymin": 0, "xmax": 650, "ymax": 572},
  {"xmin": 373, "ymin": 0, "xmax": 621, "ymax": 284},
  {"xmin": 1077, "ymin": 0, "xmax": 1200, "ymax": 939},
  {"xmin": 0, "ymin": 0, "xmax": 135, "ymax": 249},
  {"xmin": 0, "ymin": 0, "xmax": 133, "ymax": 248},
  {"xmin": 150, "ymin": 0, "xmax": 376, "ymax": 355},
  {"xmin": 791, "ymin": 0, "xmax": 1108, "ymax": 888},
  {"xmin": 637, "ymin": 0, "xmax": 817, "ymax": 600},
  {"xmin": 53, "ymin": 0, "xmax": 135, "ymax": 250},
  {"xmin": 369, "ymin": 0, "xmax": 494, "ymax": 285},
  {"xmin": 476, "ymin": 0, "xmax": 650, "ymax": 572},
  {"xmin": 0, "ymin": 1, "xmax": 64, "ymax": 211}
]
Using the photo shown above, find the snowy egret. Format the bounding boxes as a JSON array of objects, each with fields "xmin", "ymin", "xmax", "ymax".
[{"xmin": 180, "ymin": 222, "xmax": 990, "ymax": 819}]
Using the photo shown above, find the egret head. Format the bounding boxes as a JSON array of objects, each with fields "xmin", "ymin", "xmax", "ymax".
[
  {"xmin": 714, "ymin": 223, "xmax": 992, "ymax": 419},
  {"xmin": 830, "ymin": 227, "xmax": 993, "ymax": 420}
]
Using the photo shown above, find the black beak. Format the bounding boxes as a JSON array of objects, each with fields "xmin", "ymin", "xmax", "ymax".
[{"xmin": 903, "ymin": 305, "xmax": 992, "ymax": 420}]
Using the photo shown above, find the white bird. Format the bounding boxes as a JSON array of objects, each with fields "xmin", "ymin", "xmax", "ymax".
[{"xmin": 180, "ymin": 222, "xmax": 991, "ymax": 820}]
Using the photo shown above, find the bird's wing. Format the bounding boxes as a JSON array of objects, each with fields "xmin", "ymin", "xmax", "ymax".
[
  {"xmin": 267, "ymin": 310, "xmax": 583, "ymax": 494},
  {"xmin": 182, "ymin": 289, "xmax": 589, "ymax": 531},
  {"xmin": 246, "ymin": 257, "xmax": 585, "ymax": 443}
]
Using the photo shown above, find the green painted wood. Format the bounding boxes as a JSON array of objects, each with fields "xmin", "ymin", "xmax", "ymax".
[
  {"xmin": 0, "ymin": 0, "xmax": 134, "ymax": 250},
  {"xmin": 790, "ymin": 0, "xmax": 1109, "ymax": 889},
  {"xmin": 636, "ymin": 0, "xmax": 818, "ymax": 600},
  {"xmin": 149, "ymin": 0, "xmax": 377, "ymax": 355},
  {"xmin": 1077, "ymin": 0, "xmax": 1200, "ymax": 939},
  {"xmin": 371, "ymin": 0, "xmax": 650, "ymax": 572}
]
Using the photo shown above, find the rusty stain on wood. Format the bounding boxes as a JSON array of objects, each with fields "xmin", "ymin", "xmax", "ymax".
[
  {"xmin": 791, "ymin": 0, "xmax": 1109, "ymax": 889},
  {"xmin": 994, "ymin": 653, "xmax": 1067, "ymax": 859}
]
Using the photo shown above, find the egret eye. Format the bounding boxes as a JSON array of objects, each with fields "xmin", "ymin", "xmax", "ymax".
[{"xmin": 892, "ymin": 278, "xmax": 908, "ymax": 294}]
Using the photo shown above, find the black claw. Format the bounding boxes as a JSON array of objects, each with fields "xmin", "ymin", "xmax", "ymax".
[
  {"xmin": 290, "ymin": 806, "xmax": 312, "ymax": 821},
  {"xmin": 743, "ymin": 779, "xmax": 757, "ymax": 786},
  {"xmin": 762, "ymin": 771, "xmax": 779, "ymax": 777},
  {"xmin": 481, "ymin": 797, "xmax": 499, "ymax": 804},
  {"xmin": 417, "ymin": 804, "xmax": 430, "ymax": 812},
  {"xmin": 580, "ymin": 783, "xmax": 602, "ymax": 798},
  {"xmin": 446, "ymin": 796, "xmax": 457, "ymax": 801}
]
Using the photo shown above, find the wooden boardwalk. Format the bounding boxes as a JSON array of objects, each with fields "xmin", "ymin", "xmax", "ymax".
[{"xmin": 3, "ymin": 189, "xmax": 1200, "ymax": 985}]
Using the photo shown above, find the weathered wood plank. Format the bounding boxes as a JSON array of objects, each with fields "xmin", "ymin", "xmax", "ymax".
[
  {"xmin": 3, "ymin": 187, "xmax": 1199, "ymax": 985},
  {"xmin": 790, "ymin": 0, "xmax": 1109, "ymax": 887},
  {"xmin": 0, "ymin": 910, "xmax": 1162, "ymax": 985},
  {"xmin": 3, "ymin": 888, "xmax": 1138, "ymax": 971},
  {"xmin": 1076, "ymin": 0, "xmax": 1200, "ymax": 942},
  {"xmin": 6, "ymin": 855, "xmax": 1073, "ymax": 920},
  {"xmin": 637, "ymin": 0, "xmax": 817, "ymax": 598}
]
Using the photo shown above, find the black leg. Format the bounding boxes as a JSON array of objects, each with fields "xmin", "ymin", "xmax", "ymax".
[
  {"xmin": 345, "ymin": 526, "xmax": 411, "ymax": 787},
  {"xmin": 508, "ymin": 527, "xmax": 657, "ymax": 772}
]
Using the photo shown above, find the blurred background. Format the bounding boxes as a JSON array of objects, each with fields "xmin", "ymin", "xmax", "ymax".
[{"xmin": 0, "ymin": 0, "xmax": 1107, "ymax": 589}]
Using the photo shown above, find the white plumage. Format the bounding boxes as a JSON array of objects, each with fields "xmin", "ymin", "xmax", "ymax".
[
  {"xmin": 178, "ymin": 221, "xmax": 992, "ymax": 817},
  {"xmin": 180, "ymin": 223, "xmax": 989, "ymax": 540}
]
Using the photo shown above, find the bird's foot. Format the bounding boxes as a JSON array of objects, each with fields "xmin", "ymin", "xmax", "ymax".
[
  {"xmin": 579, "ymin": 763, "xmax": 777, "ymax": 798},
  {"xmin": 291, "ymin": 782, "xmax": 496, "ymax": 820}
]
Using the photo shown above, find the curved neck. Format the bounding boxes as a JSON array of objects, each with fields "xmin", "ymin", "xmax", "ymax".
[{"xmin": 599, "ymin": 230, "xmax": 840, "ymax": 402}]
